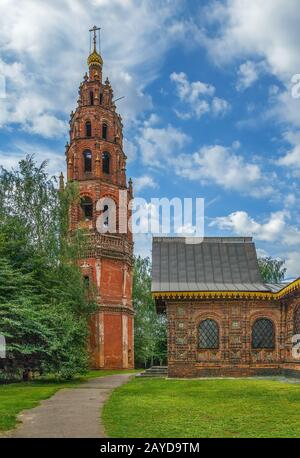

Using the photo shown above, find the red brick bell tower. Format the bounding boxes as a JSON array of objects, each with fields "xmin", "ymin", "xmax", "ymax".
[{"xmin": 66, "ymin": 27, "xmax": 134, "ymax": 369}]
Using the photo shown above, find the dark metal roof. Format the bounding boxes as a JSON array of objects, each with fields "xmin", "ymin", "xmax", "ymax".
[
  {"xmin": 152, "ymin": 237, "xmax": 273, "ymax": 293},
  {"xmin": 265, "ymin": 282, "xmax": 292, "ymax": 293}
]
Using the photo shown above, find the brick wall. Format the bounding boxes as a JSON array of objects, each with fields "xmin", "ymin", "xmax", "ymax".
[{"xmin": 166, "ymin": 295, "xmax": 300, "ymax": 378}]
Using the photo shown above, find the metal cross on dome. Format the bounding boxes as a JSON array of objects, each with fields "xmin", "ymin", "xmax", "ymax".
[{"xmin": 89, "ymin": 25, "xmax": 101, "ymax": 53}]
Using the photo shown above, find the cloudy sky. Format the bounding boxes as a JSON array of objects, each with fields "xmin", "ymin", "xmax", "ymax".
[{"xmin": 0, "ymin": 0, "xmax": 300, "ymax": 278}]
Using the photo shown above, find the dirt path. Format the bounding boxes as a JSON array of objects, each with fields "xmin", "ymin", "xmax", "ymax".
[{"xmin": 6, "ymin": 373, "xmax": 133, "ymax": 438}]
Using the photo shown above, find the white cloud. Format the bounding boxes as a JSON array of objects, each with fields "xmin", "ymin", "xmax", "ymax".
[
  {"xmin": 211, "ymin": 209, "xmax": 300, "ymax": 246},
  {"xmin": 202, "ymin": 0, "xmax": 300, "ymax": 82},
  {"xmin": 284, "ymin": 193, "xmax": 297, "ymax": 208},
  {"xmin": 277, "ymin": 130, "xmax": 300, "ymax": 175},
  {"xmin": 211, "ymin": 97, "xmax": 230, "ymax": 116},
  {"xmin": 285, "ymin": 251, "xmax": 300, "ymax": 278},
  {"xmin": 170, "ymin": 72, "xmax": 230, "ymax": 119},
  {"xmin": 171, "ymin": 71, "xmax": 215, "ymax": 99},
  {"xmin": 124, "ymin": 138, "xmax": 137, "ymax": 163},
  {"xmin": 137, "ymin": 123, "xmax": 190, "ymax": 167},
  {"xmin": 24, "ymin": 114, "xmax": 67, "ymax": 138},
  {"xmin": 211, "ymin": 210, "xmax": 287, "ymax": 242},
  {"xmin": 0, "ymin": 0, "xmax": 184, "ymax": 137},
  {"xmin": 143, "ymin": 113, "xmax": 160, "ymax": 127},
  {"xmin": 133, "ymin": 175, "xmax": 158, "ymax": 193},
  {"xmin": 133, "ymin": 115, "xmax": 275, "ymax": 198},
  {"xmin": 199, "ymin": 1, "xmax": 300, "ymax": 133},
  {"xmin": 173, "ymin": 144, "xmax": 274, "ymax": 198},
  {"xmin": 236, "ymin": 60, "xmax": 267, "ymax": 91},
  {"xmin": 266, "ymin": 89, "xmax": 300, "ymax": 131}
]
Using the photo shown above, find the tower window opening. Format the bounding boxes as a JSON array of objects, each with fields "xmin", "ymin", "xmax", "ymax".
[
  {"xmin": 83, "ymin": 276, "xmax": 90, "ymax": 288},
  {"xmin": 86, "ymin": 121, "xmax": 92, "ymax": 137},
  {"xmin": 83, "ymin": 150, "xmax": 92, "ymax": 173},
  {"xmin": 102, "ymin": 123, "xmax": 108, "ymax": 140},
  {"xmin": 81, "ymin": 197, "xmax": 93, "ymax": 220},
  {"xmin": 103, "ymin": 204, "xmax": 109, "ymax": 226},
  {"xmin": 99, "ymin": 93, "xmax": 103, "ymax": 105},
  {"xmin": 90, "ymin": 91, "xmax": 94, "ymax": 106},
  {"xmin": 102, "ymin": 152, "xmax": 110, "ymax": 174}
]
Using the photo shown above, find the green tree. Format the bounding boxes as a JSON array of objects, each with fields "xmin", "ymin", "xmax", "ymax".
[
  {"xmin": 258, "ymin": 256, "xmax": 287, "ymax": 283},
  {"xmin": 133, "ymin": 256, "xmax": 167, "ymax": 368},
  {"xmin": 154, "ymin": 314, "xmax": 167, "ymax": 366},
  {"xmin": 0, "ymin": 156, "xmax": 97, "ymax": 381}
]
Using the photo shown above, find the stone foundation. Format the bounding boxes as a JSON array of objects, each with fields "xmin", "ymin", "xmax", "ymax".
[{"xmin": 168, "ymin": 363, "xmax": 283, "ymax": 378}]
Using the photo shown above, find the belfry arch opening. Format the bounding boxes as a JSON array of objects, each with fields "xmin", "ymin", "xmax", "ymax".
[
  {"xmin": 85, "ymin": 121, "xmax": 92, "ymax": 137},
  {"xmin": 90, "ymin": 91, "xmax": 94, "ymax": 106},
  {"xmin": 102, "ymin": 151, "xmax": 110, "ymax": 174},
  {"xmin": 81, "ymin": 196, "xmax": 93, "ymax": 220},
  {"xmin": 83, "ymin": 150, "xmax": 92, "ymax": 173},
  {"xmin": 102, "ymin": 123, "xmax": 108, "ymax": 140}
]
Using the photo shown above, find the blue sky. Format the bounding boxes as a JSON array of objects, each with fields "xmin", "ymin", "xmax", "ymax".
[{"xmin": 0, "ymin": 0, "xmax": 300, "ymax": 277}]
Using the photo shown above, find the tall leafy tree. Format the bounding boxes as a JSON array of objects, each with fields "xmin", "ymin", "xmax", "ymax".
[
  {"xmin": 258, "ymin": 257, "xmax": 287, "ymax": 283},
  {"xmin": 0, "ymin": 156, "xmax": 97, "ymax": 380},
  {"xmin": 133, "ymin": 256, "xmax": 167, "ymax": 368}
]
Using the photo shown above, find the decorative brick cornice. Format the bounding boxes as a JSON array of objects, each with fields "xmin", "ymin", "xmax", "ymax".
[{"xmin": 98, "ymin": 304, "xmax": 134, "ymax": 315}]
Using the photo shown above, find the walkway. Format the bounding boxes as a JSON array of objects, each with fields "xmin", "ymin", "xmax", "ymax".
[{"xmin": 6, "ymin": 373, "xmax": 133, "ymax": 438}]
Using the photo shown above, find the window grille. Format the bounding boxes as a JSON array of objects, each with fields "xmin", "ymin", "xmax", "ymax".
[
  {"xmin": 199, "ymin": 319, "xmax": 219, "ymax": 349},
  {"xmin": 252, "ymin": 319, "xmax": 275, "ymax": 349}
]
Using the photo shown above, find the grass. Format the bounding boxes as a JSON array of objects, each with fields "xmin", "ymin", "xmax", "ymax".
[
  {"xmin": 102, "ymin": 377, "xmax": 300, "ymax": 438},
  {"xmin": 0, "ymin": 369, "xmax": 138, "ymax": 433}
]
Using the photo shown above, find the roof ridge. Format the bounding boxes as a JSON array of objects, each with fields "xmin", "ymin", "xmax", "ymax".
[{"xmin": 153, "ymin": 236, "xmax": 253, "ymax": 243}]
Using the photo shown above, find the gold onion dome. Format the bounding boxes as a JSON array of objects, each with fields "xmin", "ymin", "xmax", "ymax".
[{"xmin": 87, "ymin": 50, "xmax": 103, "ymax": 67}]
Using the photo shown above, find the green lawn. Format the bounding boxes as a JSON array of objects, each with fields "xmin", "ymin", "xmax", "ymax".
[
  {"xmin": 0, "ymin": 369, "xmax": 138, "ymax": 433},
  {"xmin": 102, "ymin": 378, "xmax": 300, "ymax": 438}
]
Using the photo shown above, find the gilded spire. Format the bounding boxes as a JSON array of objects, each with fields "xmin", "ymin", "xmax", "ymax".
[{"xmin": 87, "ymin": 26, "xmax": 103, "ymax": 67}]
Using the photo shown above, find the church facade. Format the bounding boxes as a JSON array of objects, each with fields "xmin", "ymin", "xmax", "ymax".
[
  {"xmin": 152, "ymin": 237, "xmax": 300, "ymax": 378},
  {"xmin": 65, "ymin": 29, "xmax": 134, "ymax": 369}
]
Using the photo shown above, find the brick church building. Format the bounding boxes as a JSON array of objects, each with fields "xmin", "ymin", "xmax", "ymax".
[
  {"xmin": 152, "ymin": 237, "xmax": 300, "ymax": 378},
  {"xmin": 64, "ymin": 28, "xmax": 134, "ymax": 370}
]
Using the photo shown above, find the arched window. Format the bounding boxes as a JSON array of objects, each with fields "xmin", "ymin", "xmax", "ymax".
[
  {"xmin": 99, "ymin": 93, "xmax": 103, "ymax": 105},
  {"xmin": 252, "ymin": 318, "xmax": 275, "ymax": 349},
  {"xmin": 85, "ymin": 121, "xmax": 92, "ymax": 137},
  {"xmin": 102, "ymin": 152, "xmax": 110, "ymax": 174},
  {"xmin": 83, "ymin": 150, "xmax": 92, "ymax": 173},
  {"xmin": 294, "ymin": 306, "xmax": 300, "ymax": 335},
  {"xmin": 199, "ymin": 319, "xmax": 219, "ymax": 349},
  {"xmin": 102, "ymin": 123, "xmax": 108, "ymax": 140},
  {"xmin": 81, "ymin": 197, "xmax": 93, "ymax": 220},
  {"xmin": 90, "ymin": 91, "xmax": 94, "ymax": 106}
]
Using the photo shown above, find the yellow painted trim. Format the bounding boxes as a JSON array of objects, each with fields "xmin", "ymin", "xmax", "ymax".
[
  {"xmin": 153, "ymin": 291, "xmax": 274, "ymax": 301},
  {"xmin": 274, "ymin": 277, "xmax": 300, "ymax": 299},
  {"xmin": 152, "ymin": 277, "xmax": 300, "ymax": 301}
]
